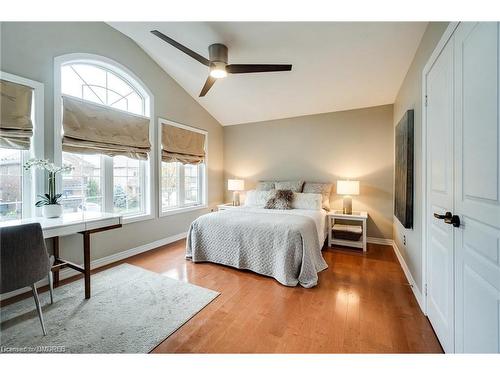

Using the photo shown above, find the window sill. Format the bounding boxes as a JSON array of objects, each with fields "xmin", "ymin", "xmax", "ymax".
[
  {"xmin": 121, "ymin": 212, "xmax": 155, "ymax": 225},
  {"xmin": 160, "ymin": 204, "xmax": 208, "ymax": 217}
]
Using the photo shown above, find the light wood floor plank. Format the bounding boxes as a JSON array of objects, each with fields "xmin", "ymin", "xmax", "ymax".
[{"xmin": 3, "ymin": 240, "xmax": 443, "ymax": 353}]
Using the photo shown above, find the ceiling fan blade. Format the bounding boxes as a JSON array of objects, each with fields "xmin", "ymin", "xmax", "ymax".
[
  {"xmin": 199, "ymin": 76, "xmax": 216, "ymax": 97},
  {"xmin": 226, "ymin": 64, "xmax": 292, "ymax": 74},
  {"xmin": 150, "ymin": 30, "xmax": 210, "ymax": 66}
]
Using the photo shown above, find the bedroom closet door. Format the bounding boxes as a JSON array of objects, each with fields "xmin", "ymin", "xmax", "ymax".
[
  {"xmin": 425, "ymin": 21, "xmax": 500, "ymax": 353},
  {"xmin": 453, "ymin": 22, "xmax": 500, "ymax": 353},
  {"xmin": 425, "ymin": 33, "xmax": 455, "ymax": 354}
]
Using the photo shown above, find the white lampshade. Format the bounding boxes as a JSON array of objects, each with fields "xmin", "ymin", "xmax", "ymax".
[
  {"xmin": 337, "ymin": 180, "xmax": 360, "ymax": 196},
  {"xmin": 228, "ymin": 179, "xmax": 245, "ymax": 191}
]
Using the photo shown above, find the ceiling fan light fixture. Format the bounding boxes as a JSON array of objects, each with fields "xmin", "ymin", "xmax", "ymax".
[
  {"xmin": 150, "ymin": 31, "xmax": 292, "ymax": 97},
  {"xmin": 209, "ymin": 62, "xmax": 227, "ymax": 79}
]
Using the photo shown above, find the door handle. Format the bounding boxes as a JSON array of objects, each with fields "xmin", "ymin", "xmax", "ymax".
[
  {"xmin": 444, "ymin": 215, "xmax": 460, "ymax": 228},
  {"xmin": 433, "ymin": 212, "xmax": 460, "ymax": 228},
  {"xmin": 434, "ymin": 212, "xmax": 452, "ymax": 220}
]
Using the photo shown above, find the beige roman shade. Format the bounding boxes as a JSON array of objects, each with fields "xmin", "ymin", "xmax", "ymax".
[
  {"xmin": 0, "ymin": 79, "xmax": 34, "ymax": 150},
  {"xmin": 62, "ymin": 95, "xmax": 151, "ymax": 160},
  {"xmin": 161, "ymin": 123, "xmax": 206, "ymax": 164}
]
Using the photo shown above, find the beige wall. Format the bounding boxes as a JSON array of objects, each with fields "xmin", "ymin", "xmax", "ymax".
[
  {"xmin": 0, "ymin": 22, "xmax": 224, "ymax": 264},
  {"xmin": 224, "ymin": 104, "xmax": 394, "ymax": 239},
  {"xmin": 392, "ymin": 22, "xmax": 449, "ymax": 292}
]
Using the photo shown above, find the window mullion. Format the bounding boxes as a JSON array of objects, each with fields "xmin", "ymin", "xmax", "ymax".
[
  {"xmin": 21, "ymin": 150, "xmax": 31, "ymax": 218},
  {"xmin": 140, "ymin": 160, "xmax": 146, "ymax": 213},
  {"xmin": 199, "ymin": 164, "xmax": 204, "ymax": 206},
  {"xmin": 105, "ymin": 71, "xmax": 108, "ymax": 106},
  {"xmin": 179, "ymin": 163, "xmax": 185, "ymax": 207},
  {"xmin": 103, "ymin": 156, "xmax": 113, "ymax": 212}
]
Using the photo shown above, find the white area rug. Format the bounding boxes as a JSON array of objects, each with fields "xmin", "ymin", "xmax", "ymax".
[{"xmin": 0, "ymin": 264, "xmax": 219, "ymax": 353}]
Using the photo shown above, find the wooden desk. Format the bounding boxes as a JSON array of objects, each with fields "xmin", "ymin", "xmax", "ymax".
[{"xmin": 0, "ymin": 212, "xmax": 122, "ymax": 299}]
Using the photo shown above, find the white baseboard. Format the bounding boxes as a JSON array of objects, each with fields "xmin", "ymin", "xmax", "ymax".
[
  {"xmin": 391, "ymin": 240, "xmax": 426, "ymax": 314},
  {"xmin": 0, "ymin": 232, "xmax": 187, "ymax": 301},
  {"xmin": 347, "ymin": 237, "xmax": 424, "ymax": 312},
  {"xmin": 367, "ymin": 237, "xmax": 393, "ymax": 246},
  {"xmin": 366, "ymin": 237, "xmax": 425, "ymax": 314}
]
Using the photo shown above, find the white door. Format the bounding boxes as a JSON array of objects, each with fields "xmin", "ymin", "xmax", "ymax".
[
  {"xmin": 425, "ymin": 35, "xmax": 455, "ymax": 353},
  {"xmin": 453, "ymin": 22, "xmax": 500, "ymax": 353}
]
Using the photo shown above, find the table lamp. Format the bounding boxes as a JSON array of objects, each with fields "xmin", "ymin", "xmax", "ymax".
[
  {"xmin": 228, "ymin": 179, "xmax": 245, "ymax": 206},
  {"xmin": 337, "ymin": 180, "xmax": 359, "ymax": 215}
]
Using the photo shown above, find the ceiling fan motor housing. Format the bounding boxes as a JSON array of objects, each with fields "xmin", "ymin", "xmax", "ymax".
[
  {"xmin": 150, "ymin": 30, "xmax": 292, "ymax": 96},
  {"xmin": 209, "ymin": 43, "xmax": 228, "ymax": 65}
]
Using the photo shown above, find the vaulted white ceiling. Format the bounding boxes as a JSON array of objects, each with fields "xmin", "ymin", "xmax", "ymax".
[{"xmin": 109, "ymin": 22, "xmax": 427, "ymax": 126}]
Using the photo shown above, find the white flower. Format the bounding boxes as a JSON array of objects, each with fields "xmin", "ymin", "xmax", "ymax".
[{"xmin": 23, "ymin": 158, "xmax": 74, "ymax": 174}]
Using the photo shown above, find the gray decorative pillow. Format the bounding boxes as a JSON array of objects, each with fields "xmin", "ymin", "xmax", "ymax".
[
  {"xmin": 265, "ymin": 189, "xmax": 294, "ymax": 210},
  {"xmin": 256, "ymin": 181, "xmax": 275, "ymax": 191},
  {"xmin": 275, "ymin": 180, "xmax": 304, "ymax": 192},
  {"xmin": 303, "ymin": 182, "xmax": 333, "ymax": 210}
]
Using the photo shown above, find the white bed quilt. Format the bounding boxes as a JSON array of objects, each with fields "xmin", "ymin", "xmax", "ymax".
[{"xmin": 186, "ymin": 207, "xmax": 328, "ymax": 288}]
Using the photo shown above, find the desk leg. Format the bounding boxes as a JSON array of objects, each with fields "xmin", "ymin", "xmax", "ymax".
[
  {"xmin": 83, "ymin": 231, "xmax": 91, "ymax": 299},
  {"xmin": 52, "ymin": 237, "xmax": 60, "ymax": 287}
]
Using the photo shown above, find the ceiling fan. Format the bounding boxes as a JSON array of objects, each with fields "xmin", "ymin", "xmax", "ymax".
[{"xmin": 150, "ymin": 30, "xmax": 292, "ymax": 97}]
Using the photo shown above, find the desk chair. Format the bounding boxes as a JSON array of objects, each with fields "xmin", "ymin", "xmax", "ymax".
[{"xmin": 0, "ymin": 223, "xmax": 54, "ymax": 335}]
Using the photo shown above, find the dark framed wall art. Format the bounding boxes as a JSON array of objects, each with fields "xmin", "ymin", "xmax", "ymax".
[{"xmin": 394, "ymin": 109, "xmax": 414, "ymax": 229}]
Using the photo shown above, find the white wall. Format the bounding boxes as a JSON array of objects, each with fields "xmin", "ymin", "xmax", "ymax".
[{"xmin": 392, "ymin": 22, "xmax": 449, "ymax": 294}]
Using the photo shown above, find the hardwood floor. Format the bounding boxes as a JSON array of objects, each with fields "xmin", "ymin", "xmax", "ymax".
[
  {"xmin": 127, "ymin": 240, "xmax": 442, "ymax": 353},
  {"xmin": 2, "ymin": 240, "xmax": 442, "ymax": 353}
]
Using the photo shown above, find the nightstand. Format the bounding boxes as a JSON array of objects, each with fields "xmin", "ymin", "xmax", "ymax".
[
  {"xmin": 217, "ymin": 203, "xmax": 242, "ymax": 211},
  {"xmin": 327, "ymin": 210, "xmax": 368, "ymax": 252}
]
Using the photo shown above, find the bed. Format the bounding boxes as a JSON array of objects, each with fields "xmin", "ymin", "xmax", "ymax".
[{"xmin": 186, "ymin": 191, "xmax": 329, "ymax": 288}]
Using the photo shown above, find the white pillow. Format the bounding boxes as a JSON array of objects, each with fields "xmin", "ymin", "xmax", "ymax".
[
  {"xmin": 244, "ymin": 190, "xmax": 273, "ymax": 207},
  {"xmin": 303, "ymin": 182, "xmax": 332, "ymax": 210},
  {"xmin": 292, "ymin": 192, "xmax": 323, "ymax": 210}
]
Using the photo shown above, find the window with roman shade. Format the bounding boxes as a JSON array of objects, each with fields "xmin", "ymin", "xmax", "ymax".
[
  {"xmin": 57, "ymin": 58, "xmax": 153, "ymax": 220},
  {"xmin": 161, "ymin": 123, "xmax": 206, "ymax": 165},
  {"xmin": 0, "ymin": 79, "xmax": 33, "ymax": 150},
  {"xmin": 0, "ymin": 72, "xmax": 43, "ymax": 222},
  {"xmin": 160, "ymin": 120, "xmax": 207, "ymax": 214}
]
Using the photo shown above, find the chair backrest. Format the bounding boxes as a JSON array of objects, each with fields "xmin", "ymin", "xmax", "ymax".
[{"xmin": 0, "ymin": 222, "xmax": 50, "ymax": 294}]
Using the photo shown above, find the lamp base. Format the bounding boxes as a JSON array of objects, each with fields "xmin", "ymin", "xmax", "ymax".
[
  {"xmin": 232, "ymin": 191, "xmax": 240, "ymax": 206},
  {"xmin": 342, "ymin": 196, "xmax": 352, "ymax": 215}
]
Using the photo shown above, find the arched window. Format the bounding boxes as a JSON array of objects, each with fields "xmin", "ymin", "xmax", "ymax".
[
  {"xmin": 61, "ymin": 63, "xmax": 145, "ymax": 116},
  {"xmin": 55, "ymin": 55, "xmax": 153, "ymax": 221}
]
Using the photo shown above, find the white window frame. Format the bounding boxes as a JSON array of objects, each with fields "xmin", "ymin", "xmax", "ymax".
[
  {"xmin": 158, "ymin": 118, "xmax": 208, "ymax": 217},
  {"xmin": 0, "ymin": 71, "xmax": 44, "ymax": 219},
  {"xmin": 53, "ymin": 53, "xmax": 155, "ymax": 224}
]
